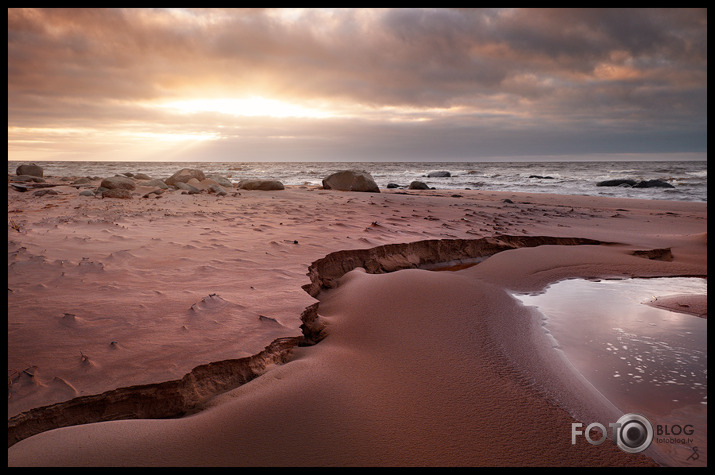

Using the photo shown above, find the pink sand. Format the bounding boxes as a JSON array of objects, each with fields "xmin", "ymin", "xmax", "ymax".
[{"xmin": 8, "ymin": 180, "xmax": 706, "ymax": 466}]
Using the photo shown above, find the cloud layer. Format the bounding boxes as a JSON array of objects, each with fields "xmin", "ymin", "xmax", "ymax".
[{"xmin": 8, "ymin": 8, "xmax": 707, "ymax": 161}]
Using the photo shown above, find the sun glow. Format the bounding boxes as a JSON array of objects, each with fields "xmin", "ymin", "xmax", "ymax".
[{"xmin": 158, "ymin": 96, "xmax": 333, "ymax": 119}]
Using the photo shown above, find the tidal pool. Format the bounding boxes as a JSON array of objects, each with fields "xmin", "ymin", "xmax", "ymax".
[{"xmin": 513, "ymin": 277, "xmax": 707, "ymax": 466}]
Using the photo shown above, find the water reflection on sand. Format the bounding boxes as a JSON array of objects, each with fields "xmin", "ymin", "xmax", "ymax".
[{"xmin": 514, "ymin": 277, "xmax": 707, "ymax": 467}]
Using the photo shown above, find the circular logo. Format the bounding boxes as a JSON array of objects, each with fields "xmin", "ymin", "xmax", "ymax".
[{"xmin": 615, "ymin": 413, "xmax": 653, "ymax": 453}]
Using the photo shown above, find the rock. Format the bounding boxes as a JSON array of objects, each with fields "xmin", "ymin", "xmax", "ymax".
[
  {"xmin": 10, "ymin": 184, "xmax": 29, "ymax": 192},
  {"xmin": 596, "ymin": 179, "xmax": 637, "ymax": 187},
  {"xmin": 529, "ymin": 175, "xmax": 554, "ymax": 179},
  {"xmin": 206, "ymin": 174, "xmax": 233, "ymax": 187},
  {"xmin": 16, "ymin": 163, "xmax": 44, "ymax": 177},
  {"xmin": 633, "ymin": 179, "xmax": 675, "ymax": 189},
  {"xmin": 386, "ymin": 183, "xmax": 401, "ymax": 189},
  {"xmin": 14, "ymin": 175, "xmax": 46, "ymax": 183},
  {"xmin": 237, "ymin": 179, "xmax": 285, "ymax": 191},
  {"xmin": 140, "ymin": 179, "xmax": 168, "ymax": 189},
  {"xmin": 196, "ymin": 178, "xmax": 219, "ymax": 191},
  {"xmin": 175, "ymin": 182, "xmax": 200, "ymax": 193},
  {"xmin": 427, "ymin": 171, "xmax": 451, "ymax": 178},
  {"xmin": 596, "ymin": 178, "xmax": 675, "ymax": 189},
  {"xmin": 142, "ymin": 189, "xmax": 164, "ymax": 198},
  {"xmin": 101, "ymin": 189, "xmax": 132, "ymax": 199},
  {"xmin": 71, "ymin": 177, "xmax": 92, "ymax": 185},
  {"xmin": 186, "ymin": 177, "xmax": 203, "ymax": 189},
  {"xmin": 133, "ymin": 173, "xmax": 152, "ymax": 180},
  {"xmin": 322, "ymin": 170, "xmax": 380, "ymax": 193},
  {"xmin": 408, "ymin": 181, "xmax": 430, "ymax": 190},
  {"xmin": 33, "ymin": 189, "xmax": 59, "ymax": 197},
  {"xmin": 79, "ymin": 190, "xmax": 96, "ymax": 197},
  {"xmin": 208, "ymin": 184, "xmax": 227, "ymax": 196},
  {"xmin": 165, "ymin": 168, "xmax": 206, "ymax": 186},
  {"xmin": 122, "ymin": 172, "xmax": 134, "ymax": 178},
  {"xmin": 100, "ymin": 176, "xmax": 136, "ymax": 190}
]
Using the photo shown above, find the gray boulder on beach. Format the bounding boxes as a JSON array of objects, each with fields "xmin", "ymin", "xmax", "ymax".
[
  {"xmin": 206, "ymin": 174, "xmax": 233, "ymax": 188},
  {"xmin": 322, "ymin": 170, "xmax": 380, "ymax": 193},
  {"xmin": 100, "ymin": 176, "xmax": 136, "ymax": 190},
  {"xmin": 16, "ymin": 163, "xmax": 44, "ymax": 177},
  {"xmin": 208, "ymin": 184, "xmax": 228, "ymax": 196},
  {"xmin": 427, "ymin": 171, "xmax": 451, "ymax": 178},
  {"xmin": 140, "ymin": 179, "xmax": 169, "ymax": 189},
  {"xmin": 175, "ymin": 182, "xmax": 201, "ymax": 193},
  {"xmin": 165, "ymin": 168, "xmax": 206, "ymax": 187},
  {"xmin": 237, "ymin": 179, "xmax": 285, "ymax": 191}
]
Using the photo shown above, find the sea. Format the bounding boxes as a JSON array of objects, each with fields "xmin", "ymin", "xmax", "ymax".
[{"xmin": 8, "ymin": 160, "xmax": 707, "ymax": 202}]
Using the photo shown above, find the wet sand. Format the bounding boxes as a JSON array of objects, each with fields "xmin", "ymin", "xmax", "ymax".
[{"xmin": 7, "ymin": 176, "xmax": 706, "ymax": 466}]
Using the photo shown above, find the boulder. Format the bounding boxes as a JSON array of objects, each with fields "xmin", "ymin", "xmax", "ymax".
[
  {"xmin": 165, "ymin": 168, "xmax": 206, "ymax": 186},
  {"xmin": 175, "ymin": 182, "xmax": 200, "ymax": 193},
  {"xmin": 633, "ymin": 179, "xmax": 675, "ymax": 189},
  {"xmin": 133, "ymin": 173, "xmax": 152, "ymax": 180},
  {"xmin": 596, "ymin": 179, "xmax": 637, "ymax": 187},
  {"xmin": 427, "ymin": 171, "xmax": 451, "ymax": 178},
  {"xmin": 100, "ymin": 176, "xmax": 136, "ymax": 190},
  {"xmin": 142, "ymin": 189, "xmax": 165, "ymax": 198},
  {"xmin": 408, "ymin": 181, "xmax": 430, "ymax": 190},
  {"xmin": 196, "ymin": 178, "xmax": 219, "ymax": 191},
  {"xmin": 186, "ymin": 178, "xmax": 203, "ymax": 189},
  {"xmin": 322, "ymin": 170, "xmax": 380, "ymax": 193},
  {"xmin": 16, "ymin": 163, "xmax": 44, "ymax": 177},
  {"xmin": 208, "ymin": 184, "xmax": 228, "ymax": 196},
  {"xmin": 101, "ymin": 189, "xmax": 132, "ymax": 199},
  {"xmin": 237, "ymin": 179, "xmax": 285, "ymax": 191},
  {"xmin": 140, "ymin": 179, "xmax": 169, "ymax": 189},
  {"xmin": 206, "ymin": 174, "xmax": 233, "ymax": 187}
]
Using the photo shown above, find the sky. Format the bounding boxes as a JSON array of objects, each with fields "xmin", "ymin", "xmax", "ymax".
[{"xmin": 7, "ymin": 8, "xmax": 708, "ymax": 162}]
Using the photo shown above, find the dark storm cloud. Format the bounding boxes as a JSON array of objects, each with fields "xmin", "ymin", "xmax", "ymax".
[{"xmin": 7, "ymin": 8, "xmax": 707, "ymax": 161}]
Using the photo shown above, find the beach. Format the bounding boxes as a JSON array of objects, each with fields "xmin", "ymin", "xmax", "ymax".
[{"xmin": 7, "ymin": 172, "xmax": 707, "ymax": 466}]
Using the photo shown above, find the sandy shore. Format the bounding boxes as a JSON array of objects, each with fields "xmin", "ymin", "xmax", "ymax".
[{"xmin": 7, "ymin": 176, "xmax": 706, "ymax": 466}]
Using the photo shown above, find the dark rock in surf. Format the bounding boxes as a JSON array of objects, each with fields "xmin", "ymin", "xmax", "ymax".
[
  {"xmin": 322, "ymin": 170, "xmax": 380, "ymax": 193},
  {"xmin": 596, "ymin": 179, "xmax": 637, "ymax": 187},
  {"xmin": 633, "ymin": 179, "xmax": 675, "ymax": 189},
  {"xmin": 408, "ymin": 181, "xmax": 430, "ymax": 190}
]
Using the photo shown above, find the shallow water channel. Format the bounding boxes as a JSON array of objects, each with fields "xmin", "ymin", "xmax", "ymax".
[{"xmin": 513, "ymin": 277, "xmax": 707, "ymax": 466}]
